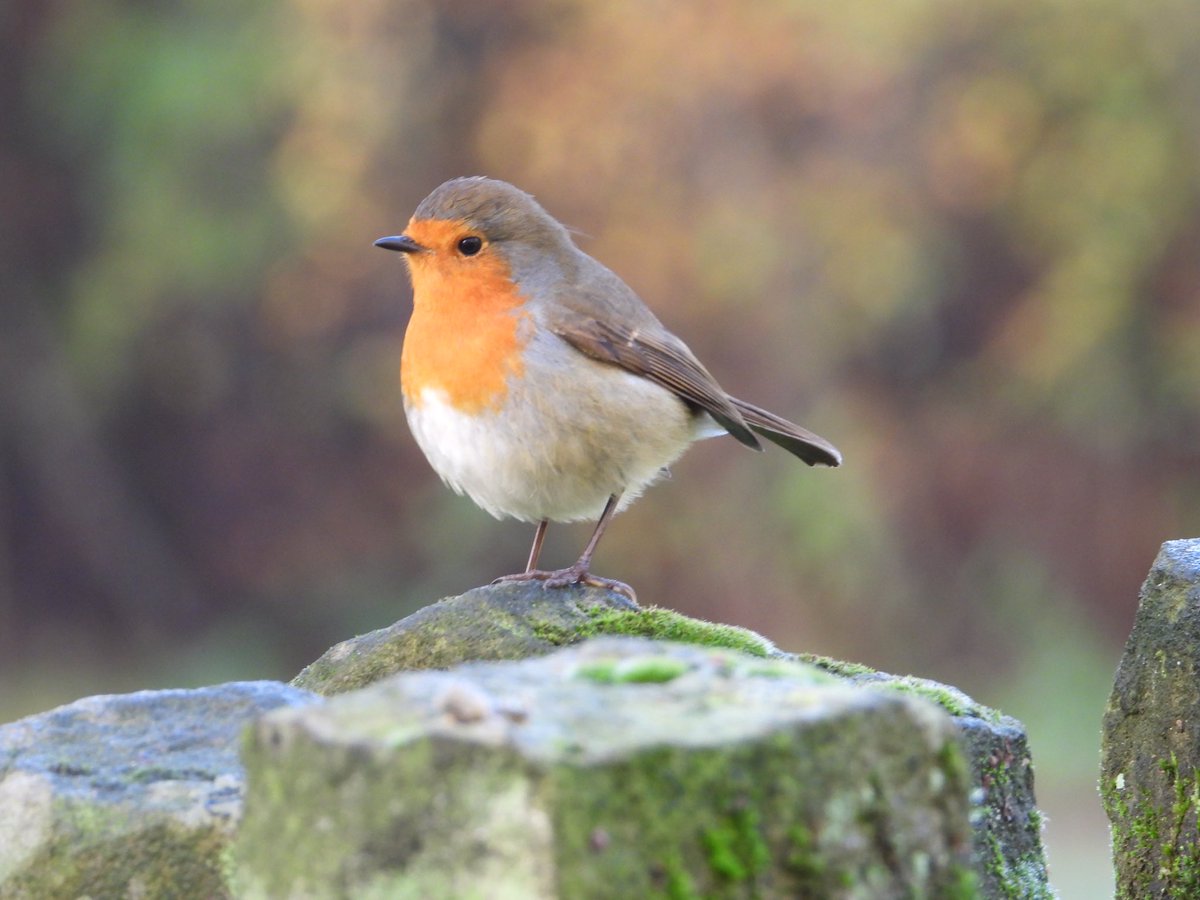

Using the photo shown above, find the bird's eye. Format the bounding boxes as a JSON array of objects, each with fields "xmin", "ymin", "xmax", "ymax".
[{"xmin": 457, "ymin": 236, "xmax": 483, "ymax": 256}]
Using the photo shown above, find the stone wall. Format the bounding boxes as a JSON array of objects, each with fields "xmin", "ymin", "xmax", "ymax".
[{"xmin": 1, "ymin": 582, "xmax": 1054, "ymax": 898}]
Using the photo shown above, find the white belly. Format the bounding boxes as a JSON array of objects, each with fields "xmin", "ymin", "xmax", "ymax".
[{"xmin": 404, "ymin": 352, "xmax": 701, "ymax": 523}]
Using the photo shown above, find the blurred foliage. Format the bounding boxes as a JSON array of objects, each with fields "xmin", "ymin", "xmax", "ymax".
[
  {"xmin": 2, "ymin": 2, "xmax": 1199, "ymax": 890},
  {"xmin": 2, "ymin": 0, "xmax": 1198, "ymax": 695}
]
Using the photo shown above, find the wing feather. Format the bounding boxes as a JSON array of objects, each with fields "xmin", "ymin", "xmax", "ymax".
[{"xmin": 555, "ymin": 317, "xmax": 761, "ymax": 450}]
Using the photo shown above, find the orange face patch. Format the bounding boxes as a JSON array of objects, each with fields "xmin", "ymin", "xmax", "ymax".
[{"xmin": 399, "ymin": 218, "xmax": 528, "ymax": 414}]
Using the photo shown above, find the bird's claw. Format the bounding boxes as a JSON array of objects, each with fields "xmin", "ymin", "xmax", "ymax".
[{"xmin": 492, "ymin": 567, "xmax": 638, "ymax": 607}]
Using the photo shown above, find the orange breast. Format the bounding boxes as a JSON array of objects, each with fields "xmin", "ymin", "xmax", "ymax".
[{"xmin": 400, "ymin": 219, "xmax": 529, "ymax": 414}]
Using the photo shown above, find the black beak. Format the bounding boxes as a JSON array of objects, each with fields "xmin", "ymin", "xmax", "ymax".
[{"xmin": 374, "ymin": 234, "xmax": 425, "ymax": 253}]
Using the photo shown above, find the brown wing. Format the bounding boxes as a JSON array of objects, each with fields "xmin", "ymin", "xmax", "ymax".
[
  {"xmin": 728, "ymin": 397, "xmax": 842, "ymax": 467},
  {"xmin": 555, "ymin": 316, "xmax": 762, "ymax": 450}
]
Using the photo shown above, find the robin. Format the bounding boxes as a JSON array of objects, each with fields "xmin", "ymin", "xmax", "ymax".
[{"xmin": 376, "ymin": 176, "xmax": 840, "ymax": 603}]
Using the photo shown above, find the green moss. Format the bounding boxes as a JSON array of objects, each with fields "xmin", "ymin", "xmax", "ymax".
[
  {"xmin": 1104, "ymin": 756, "xmax": 1200, "ymax": 899},
  {"xmin": 1026, "ymin": 808, "xmax": 1043, "ymax": 833},
  {"xmin": 886, "ymin": 681, "xmax": 972, "ymax": 718},
  {"xmin": 1161, "ymin": 754, "xmax": 1200, "ymax": 898},
  {"xmin": 984, "ymin": 833, "xmax": 1055, "ymax": 900},
  {"xmin": 567, "ymin": 645, "xmax": 833, "ymax": 694},
  {"xmin": 796, "ymin": 654, "xmax": 1002, "ymax": 722},
  {"xmin": 703, "ymin": 822, "xmax": 748, "ymax": 881},
  {"xmin": 883, "ymin": 679, "xmax": 1003, "ymax": 723},
  {"xmin": 543, "ymin": 702, "xmax": 972, "ymax": 897},
  {"xmin": 796, "ymin": 653, "xmax": 877, "ymax": 678},
  {"xmin": 551, "ymin": 744, "xmax": 781, "ymax": 895},
  {"xmin": 5, "ymin": 815, "xmax": 231, "ymax": 900},
  {"xmin": 784, "ymin": 823, "xmax": 825, "ymax": 886},
  {"xmin": 1103, "ymin": 773, "xmax": 1159, "ymax": 897},
  {"xmin": 938, "ymin": 741, "xmax": 970, "ymax": 786},
  {"xmin": 218, "ymin": 842, "xmax": 238, "ymax": 896},
  {"xmin": 741, "ymin": 662, "xmax": 800, "ymax": 678},
  {"xmin": 574, "ymin": 607, "xmax": 774, "ymax": 657},
  {"xmin": 617, "ymin": 657, "xmax": 692, "ymax": 684},
  {"xmin": 1129, "ymin": 798, "xmax": 1159, "ymax": 853},
  {"xmin": 702, "ymin": 806, "xmax": 770, "ymax": 883},
  {"xmin": 980, "ymin": 747, "xmax": 1014, "ymax": 794},
  {"xmin": 946, "ymin": 865, "xmax": 982, "ymax": 899},
  {"xmin": 532, "ymin": 604, "xmax": 780, "ymax": 660},
  {"xmin": 573, "ymin": 660, "xmax": 619, "ymax": 683},
  {"xmin": 573, "ymin": 657, "xmax": 691, "ymax": 684},
  {"xmin": 661, "ymin": 855, "xmax": 700, "ymax": 900},
  {"xmin": 529, "ymin": 620, "xmax": 579, "ymax": 646}
]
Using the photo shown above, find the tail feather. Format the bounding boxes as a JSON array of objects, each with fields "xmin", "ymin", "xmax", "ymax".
[{"xmin": 728, "ymin": 397, "xmax": 842, "ymax": 467}]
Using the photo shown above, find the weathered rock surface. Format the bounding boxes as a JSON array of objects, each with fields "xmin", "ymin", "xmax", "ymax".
[
  {"xmin": 236, "ymin": 637, "xmax": 976, "ymax": 899},
  {"xmin": 1102, "ymin": 538, "xmax": 1200, "ymax": 897},
  {"xmin": 292, "ymin": 581, "xmax": 773, "ymax": 695},
  {"xmin": 292, "ymin": 580, "xmax": 1053, "ymax": 898},
  {"xmin": 0, "ymin": 681, "xmax": 318, "ymax": 899},
  {"xmin": 0, "ymin": 581, "xmax": 1053, "ymax": 898},
  {"xmin": 809, "ymin": 662, "xmax": 1049, "ymax": 898}
]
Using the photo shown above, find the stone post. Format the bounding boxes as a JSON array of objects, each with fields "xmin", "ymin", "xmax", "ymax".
[{"xmin": 1102, "ymin": 539, "xmax": 1200, "ymax": 897}]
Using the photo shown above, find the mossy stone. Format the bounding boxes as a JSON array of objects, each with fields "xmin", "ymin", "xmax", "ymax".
[{"xmin": 1102, "ymin": 539, "xmax": 1200, "ymax": 898}]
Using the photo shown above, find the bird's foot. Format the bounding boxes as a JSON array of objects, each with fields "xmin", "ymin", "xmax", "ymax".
[{"xmin": 493, "ymin": 566, "xmax": 638, "ymax": 607}]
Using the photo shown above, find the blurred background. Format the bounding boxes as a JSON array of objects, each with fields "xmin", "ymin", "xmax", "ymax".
[{"xmin": 3, "ymin": 0, "xmax": 1199, "ymax": 894}]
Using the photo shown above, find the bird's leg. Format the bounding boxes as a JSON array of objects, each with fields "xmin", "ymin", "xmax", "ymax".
[
  {"xmin": 564, "ymin": 493, "xmax": 620, "ymax": 581},
  {"xmin": 525, "ymin": 519, "xmax": 548, "ymax": 573},
  {"xmin": 492, "ymin": 494, "xmax": 638, "ymax": 605}
]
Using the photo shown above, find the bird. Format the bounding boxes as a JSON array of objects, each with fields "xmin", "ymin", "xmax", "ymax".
[{"xmin": 375, "ymin": 176, "xmax": 840, "ymax": 603}]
